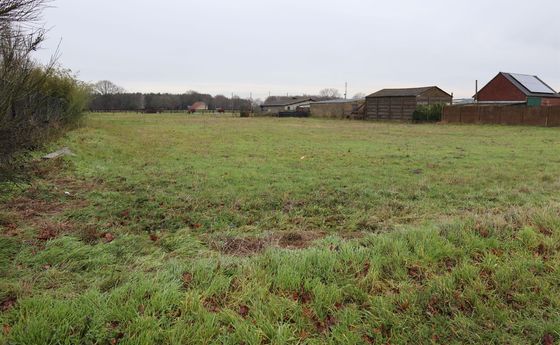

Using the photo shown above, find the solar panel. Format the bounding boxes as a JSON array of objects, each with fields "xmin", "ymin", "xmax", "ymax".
[{"xmin": 509, "ymin": 73, "xmax": 556, "ymax": 94}]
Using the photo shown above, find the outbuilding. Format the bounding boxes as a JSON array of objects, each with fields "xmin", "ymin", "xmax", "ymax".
[
  {"xmin": 188, "ymin": 101, "xmax": 208, "ymax": 112},
  {"xmin": 365, "ymin": 86, "xmax": 452, "ymax": 121},
  {"xmin": 260, "ymin": 97, "xmax": 316, "ymax": 114},
  {"xmin": 475, "ymin": 72, "xmax": 560, "ymax": 106},
  {"xmin": 310, "ymin": 99, "xmax": 364, "ymax": 118}
]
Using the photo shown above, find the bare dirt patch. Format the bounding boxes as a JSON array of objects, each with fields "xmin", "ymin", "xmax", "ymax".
[
  {"xmin": 276, "ymin": 231, "xmax": 326, "ymax": 249},
  {"xmin": 202, "ymin": 297, "xmax": 221, "ymax": 313},
  {"xmin": 36, "ymin": 220, "xmax": 75, "ymax": 241},
  {"xmin": 0, "ymin": 296, "xmax": 17, "ymax": 313},
  {"xmin": 210, "ymin": 236, "xmax": 267, "ymax": 256},
  {"xmin": 2, "ymin": 176, "xmax": 97, "ymax": 242},
  {"xmin": 0, "ymin": 221, "xmax": 20, "ymax": 237},
  {"xmin": 209, "ymin": 231, "xmax": 328, "ymax": 256},
  {"xmin": 7, "ymin": 197, "xmax": 68, "ymax": 220}
]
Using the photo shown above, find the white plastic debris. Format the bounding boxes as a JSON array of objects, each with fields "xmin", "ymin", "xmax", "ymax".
[{"xmin": 42, "ymin": 147, "xmax": 76, "ymax": 160}]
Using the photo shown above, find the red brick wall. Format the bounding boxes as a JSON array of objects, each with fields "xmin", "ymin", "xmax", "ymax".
[{"xmin": 477, "ymin": 73, "xmax": 527, "ymax": 102}]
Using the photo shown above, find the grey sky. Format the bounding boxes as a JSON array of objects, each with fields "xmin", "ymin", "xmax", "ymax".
[{"xmin": 35, "ymin": 0, "xmax": 560, "ymax": 99}]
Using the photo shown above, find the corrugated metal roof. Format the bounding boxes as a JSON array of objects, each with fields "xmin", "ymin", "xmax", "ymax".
[
  {"xmin": 366, "ymin": 86, "xmax": 445, "ymax": 98},
  {"xmin": 262, "ymin": 97, "xmax": 316, "ymax": 106},
  {"xmin": 312, "ymin": 99, "xmax": 363, "ymax": 104}
]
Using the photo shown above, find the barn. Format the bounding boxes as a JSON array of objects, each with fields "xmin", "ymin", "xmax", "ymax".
[
  {"xmin": 475, "ymin": 72, "xmax": 560, "ymax": 106},
  {"xmin": 365, "ymin": 86, "xmax": 452, "ymax": 121}
]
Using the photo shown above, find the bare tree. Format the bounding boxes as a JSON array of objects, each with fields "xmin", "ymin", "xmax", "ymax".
[
  {"xmin": 1, "ymin": 0, "xmax": 51, "ymax": 123},
  {"xmin": 353, "ymin": 92, "xmax": 366, "ymax": 99},
  {"xmin": 0, "ymin": 0, "xmax": 48, "ymax": 24},
  {"xmin": 318, "ymin": 88, "xmax": 341, "ymax": 99},
  {"xmin": 92, "ymin": 80, "xmax": 124, "ymax": 95}
]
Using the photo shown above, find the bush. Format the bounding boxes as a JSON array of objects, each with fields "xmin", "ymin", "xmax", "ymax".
[
  {"xmin": 0, "ymin": 67, "xmax": 90, "ymax": 183},
  {"xmin": 412, "ymin": 104, "xmax": 444, "ymax": 122},
  {"xmin": 0, "ymin": 0, "xmax": 89, "ymax": 183}
]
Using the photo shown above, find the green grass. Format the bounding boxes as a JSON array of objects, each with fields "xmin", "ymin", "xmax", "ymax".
[{"xmin": 1, "ymin": 113, "xmax": 560, "ymax": 344}]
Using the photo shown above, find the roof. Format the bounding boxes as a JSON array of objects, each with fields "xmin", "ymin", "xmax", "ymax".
[
  {"xmin": 262, "ymin": 97, "xmax": 316, "ymax": 107},
  {"xmin": 190, "ymin": 101, "xmax": 207, "ymax": 109},
  {"xmin": 366, "ymin": 86, "xmax": 451, "ymax": 98},
  {"xmin": 499, "ymin": 72, "xmax": 559, "ymax": 97},
  {"xmin": 312, "ymin": 99, "xmax": 363, "ymax": 104}
]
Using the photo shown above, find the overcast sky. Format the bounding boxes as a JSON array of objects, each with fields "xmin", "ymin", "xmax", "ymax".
[{"xmin": 34, "ymin": 0, "xmax": 560, "ymax": 99}]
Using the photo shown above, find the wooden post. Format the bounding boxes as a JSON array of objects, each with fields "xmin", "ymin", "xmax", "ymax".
[{"xmin": 477, "ymin": 105, "xmax": 481, "ymax": 123}]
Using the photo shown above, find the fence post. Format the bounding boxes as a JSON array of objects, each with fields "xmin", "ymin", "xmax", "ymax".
[{"xmin": 477, "ymin": 106, "xmax": 481, "ymax": 123}]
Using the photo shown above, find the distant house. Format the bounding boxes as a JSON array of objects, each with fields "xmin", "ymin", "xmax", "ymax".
[
  {"xmin": 189, "ymin": 102, "xmax": 208, "ymax": 112},
  {"xmin": 475, "ymin": 72, "xmax": 560, "ymax": 106},
  {"xmin": 260, "ymin": 97, "xmax": 316, "ymax": 114},
  {"xmin": 365, "ymin": 86, "xmax": 452, "ymax": 121}
]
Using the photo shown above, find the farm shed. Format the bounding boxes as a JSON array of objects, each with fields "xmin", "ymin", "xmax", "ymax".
[
  {"xmin": 310, "ymin": 99, "xmax": 364, "ymax": 118},
  {"xmin": 260, "ymin": 97, "xmax": 316, "ymax": 114},
  {"xmin": 365, "ymin": 86, "xmax": 452, "ymax": 121},
  {"xmin": 475, "ymin": 72, "xmax": 560, "ymax": 106}
]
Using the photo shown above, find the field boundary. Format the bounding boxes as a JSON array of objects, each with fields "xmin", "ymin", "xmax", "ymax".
[{"xmin": 442, "ymin": 105, "xmax": 560, "ymax": 126}]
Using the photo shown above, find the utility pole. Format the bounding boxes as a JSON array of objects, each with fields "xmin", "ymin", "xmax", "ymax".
[
  {"xmin": 475, "ymin": 80, "xmax": 478, "ymax": 103},
  {"xmin": 344, "ymin": 82, "xmax": 348, "ymax": 100}
]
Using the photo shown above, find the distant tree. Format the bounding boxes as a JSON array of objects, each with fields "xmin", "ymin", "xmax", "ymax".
[
  {"xmin": 213, "ymin": 95, "xmax": 229, "ymax": 109},
  {"xmin": 92, "ymin": 80, "xmax": 124, "ymax": 95},
  {"xmin": 353, "ymin": 92, "xmax": 366, "ymax": 99},
  {"xmin": 318, "ymin": 88, "xmax": 341, "ymax": 99}
]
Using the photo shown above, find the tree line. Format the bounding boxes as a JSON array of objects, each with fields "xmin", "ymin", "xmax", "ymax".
[
  {"xmin": 88, "ymin": 81, "xmax": 254, "ymax": 112},
  {"xmin": 87, "ymin": 83, "xmax": 366, "ymax": 113}
]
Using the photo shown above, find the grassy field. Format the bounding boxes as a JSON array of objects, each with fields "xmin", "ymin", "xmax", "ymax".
[{"xmin": 1, "ymin": 113, "xmax": 560, "ymax": 344}]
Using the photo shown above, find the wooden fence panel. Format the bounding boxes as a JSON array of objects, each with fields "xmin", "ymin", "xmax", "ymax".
[
  {"xmin": 443, "ymin": 105, "xmax": 560, "ymax": 127},
  {"xmin": 443, "ymin": 107, "xmax": 461, "ymax": 122},
  {"xmin": 479, "ymin": 106, "xmax": 500, "ymax": 124},
  {"xmin": 501, "ymin": 107, "xmax": 525, "ymax": 125},
  {"xmin": 460, "ymin": 107, "xmax": 479, "ymax": 123},
  {"xmin": 548, "ymin": 107, "xmax": 560, "ymax": 127},
  {"xmin": 524, "ymin": 107, "xmax": 548, "ymax": 126}
]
